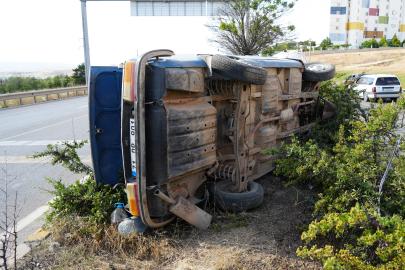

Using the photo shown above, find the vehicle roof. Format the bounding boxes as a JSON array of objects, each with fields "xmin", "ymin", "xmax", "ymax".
[
  {"xmin": 362, "ymin": 74, "xmax": 398, "ymax": 78},
  {"xmin": 128, "ymin": 54, "xmax": 304, "ymax": 69}
]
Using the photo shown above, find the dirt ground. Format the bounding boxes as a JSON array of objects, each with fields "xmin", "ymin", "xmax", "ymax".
[
  {"xmin": 309, "ymin": 49, "xmax": 405, "ymax": 69},
  {"xmin": 16, "ymin": 174, "xmax": 322, "ymax": 270},
  {"xmin": 310, "ymin": 49, "xmax": 405, "ymax": 85}
]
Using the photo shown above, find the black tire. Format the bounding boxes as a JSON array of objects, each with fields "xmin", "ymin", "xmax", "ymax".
[
  {"xmin": 363, "ymin": 92, "xmax": 369, "ymax": 102},
  {"xmin": 211, "ymin": 55, "xmax": 268, "ymax": 85},
  {"xmin": 302, "ymin": 62, "xmax": 335, "ymax": 82},
  {"xmin": 209, "ymin": 180, "xmax": 264, "ymax": 212}
]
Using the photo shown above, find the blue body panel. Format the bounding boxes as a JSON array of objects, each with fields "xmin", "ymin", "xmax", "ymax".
[
  {"xmin": 227, "ymin": 55, "xmax": 303, "ymax": 68},
  {"xmin": 127, "ymin": 54, "xmax": 303, "ymax": 69},
  {"xmin": 89, "ymin": 66, "xmax": 123, "ymax": 185}
]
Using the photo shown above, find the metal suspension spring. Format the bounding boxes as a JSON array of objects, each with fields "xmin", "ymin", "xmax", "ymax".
[
  {"xmin": 206, "ymin": 79, "xmax": 235, "ymax": 96},
  {"xmin": 214, "ymin": 164, "xmax": 236, "ymax": 184}
]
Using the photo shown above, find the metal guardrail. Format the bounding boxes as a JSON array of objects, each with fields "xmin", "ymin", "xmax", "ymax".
[{"xmin": 0, "ymin": 86, "xmax": 88, "ymax": 106}]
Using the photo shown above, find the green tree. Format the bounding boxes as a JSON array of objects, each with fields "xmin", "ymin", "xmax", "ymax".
[
  {"xmin": 206, "ymin": 0, "xmax": 297, "ymax": 55},
  {"xmin": 361, "ymin": 38, "xmax": 378, "ymax": 48},
  {"xmin": 389, "ymin": 33, "xmax": 401, "ymax": 46},
  {"xmin": 261, "ymin": 47, "xmax": 275, "ymax": 56},
  {"xmin": 71, "ymin": 63, "xmax": 86, "ymax": 85},
  {"xmin": 63, "ymin": 74, "xmax": 70, "ymax": 88},
  {"xmin": 379, "ymin": 36, "xmax": 388, "ymax": 47},
  {"xmin": 320, "ymin": 37, "xmax": 333, "ymax": 49},
  {"xmin": 45, "ymin": 76, "xmax": 54, "ymax": 89},
  {"xmin": 271, "ymin": 41, "xmax": 299, "ymax": 52},
  {"xmin": 53, "ymin": 75, "xmax": 62, "ymax": 88}
]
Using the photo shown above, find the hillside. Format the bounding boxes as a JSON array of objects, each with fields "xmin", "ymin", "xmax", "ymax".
[
  {"xmin": 309, "ymin": 49, "xmax": 405, "ymax": 69},
  {"xmin": 310, "ymin": 49, "xmax": 405, "ymax": 84},
  {"xmin": 0, "ymin": 62, "xmax": 76, "ymax": 78}
]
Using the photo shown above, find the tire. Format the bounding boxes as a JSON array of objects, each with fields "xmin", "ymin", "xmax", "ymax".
[
  {"xmin": 211, "ymin": 55, "xmax": 268, "ymax": 85},
  {"xmin": 302, "ymin": 62, "xmax": 335, "ymax": 82},
  {"xmin": 209, "ymin": 180, "xmax": 264, "ymax": 212},
  {"xmin": 364, "ymin": 92, "xmax": 369, "ymax": 102}
]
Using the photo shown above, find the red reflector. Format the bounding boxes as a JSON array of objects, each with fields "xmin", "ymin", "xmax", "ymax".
[
  {"xmin": 372, "ymin": 87, "xmax": 376, "ymax": 92},
  {"xmin": 400, "ymin": 86, "xmax": 402, "ymax": 93}
]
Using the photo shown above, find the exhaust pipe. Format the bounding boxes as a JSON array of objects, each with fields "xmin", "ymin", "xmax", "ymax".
[{"xmin": 155, "ymin": 189, "xmax": 212, "ymax": 230}]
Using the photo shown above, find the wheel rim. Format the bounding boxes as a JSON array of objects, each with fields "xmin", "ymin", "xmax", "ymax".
[{"xmin": 306, "ymin": 64, "xmax": 328, "ymax": 71}]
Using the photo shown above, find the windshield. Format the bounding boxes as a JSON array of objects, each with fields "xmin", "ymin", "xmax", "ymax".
[{"xmin": 375, "ymin": 77, "xmax": 400, "ymax": 86}]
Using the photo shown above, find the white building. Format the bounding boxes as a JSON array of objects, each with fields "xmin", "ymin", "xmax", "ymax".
[{"xmin": 329, "ymin": 0, "xmax": 405, "ymax": 48}]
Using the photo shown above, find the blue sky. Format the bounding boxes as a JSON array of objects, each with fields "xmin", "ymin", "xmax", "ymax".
[{"xmin": 0, "ymin": 0, "xmax": 330, "ymax": 66}]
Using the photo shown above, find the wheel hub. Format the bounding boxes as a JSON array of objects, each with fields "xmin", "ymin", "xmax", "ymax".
[{"xmin": 307, "ymin": 64, "xmax": 327, "ymax": 71}]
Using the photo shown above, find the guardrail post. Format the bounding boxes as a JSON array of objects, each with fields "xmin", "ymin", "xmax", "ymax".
[
  {"xmin": 2, "ymin": 100, "xmax": 6, "ymax": 107},
  {"xmin": 34, "ymin": 96, "xmax": 37, "ymax": 103},
  {"xmin": 57, "ymin": 93, "xmax": 60, "ymax": 99},
  {"xmin": 46, "ymin": 94, "xmax": 49, "ymax": 101},
  {"xmin": 67, "ymin": 92, "xmax": 70, "ymax": 97},
  {"xmin": 19, "ymin": 98, "xmax": 23, "ymax": 105},
  {"xmin": 76, "ymin": 91, "xmax": 78, "ymax": 96}
]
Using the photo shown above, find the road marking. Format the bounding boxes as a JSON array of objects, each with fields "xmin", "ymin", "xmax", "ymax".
[
  {"xmin": 0, "ymin": 155, "xmax": 91, "ymax": 163},
  {"xmin": 78, "ymin": 105, "xmax": 87, "ymax": 109},
  {"xmin": 82, "ymin": 155, "xmax": 92, "ymax": 163},
  {"xmin": 0, "ymin": 140, "xmax": 75, "ymax": 146},
  {"xmin": 0, "ymin": 115, "xmax": 86, "ymax": 142},
  {"xmin": 11, "ymin": 183, "xmax": 22, "ymax": 189}
]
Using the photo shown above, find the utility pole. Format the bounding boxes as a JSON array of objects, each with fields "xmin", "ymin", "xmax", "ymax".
[
  {"xmin": 80, "ymin": 0, "xmax": 91, "ymax": 86},
  {"xmin": 309, "ymin": 38, "xmax": 312, "ymax": 62}
]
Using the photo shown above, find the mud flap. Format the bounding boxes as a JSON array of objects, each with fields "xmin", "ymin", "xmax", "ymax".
[{"xmin": 317, "ymin": 95, "xmax": 339, "ymax": 120}]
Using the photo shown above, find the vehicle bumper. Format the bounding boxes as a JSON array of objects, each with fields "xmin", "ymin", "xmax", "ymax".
[{"xmin": 366, "ymin": 92, "xmax": 401, "ymax": 99}]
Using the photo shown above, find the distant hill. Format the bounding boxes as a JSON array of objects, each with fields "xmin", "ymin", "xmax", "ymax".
[{"xmin": 0, "ymin": 62, "xmax": 76, "ymax": 78}]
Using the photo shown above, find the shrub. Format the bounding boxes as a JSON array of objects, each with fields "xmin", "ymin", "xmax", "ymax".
[
  {"xmin": 42, "ymin": 176, "xmax": 127, "ymax": 225},
  {"xmin": 262, "ymin": 80, "xmax": 405, "ymax": 267},
  {"xmin": 31, "ymin": 140, "xmax": 126, "ymax": 225},
  {"xmin": 297, "ymin": 204, "xmax": 405, "ymax": 269}
]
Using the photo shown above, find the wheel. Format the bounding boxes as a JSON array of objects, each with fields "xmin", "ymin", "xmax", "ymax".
[
  {"xmin": 363, "ymin": 92, "xmax": 369, "ymax": 102},
  {"xmin": 211, "ymin": 55, "xmax": 268, "ymax": 85},
  {"xmin": 302, "ymin": 62, "xmax": 335, "ymax": 82},
  {"xmin": 209, "ymin": 180, "xmax": 264, "ymax": 211}
]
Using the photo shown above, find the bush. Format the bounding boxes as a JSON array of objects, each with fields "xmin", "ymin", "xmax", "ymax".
[
  {"xmin": 31, "ymin": 141, "xmax": 126, "ymax": 225},
  {"xmin": 42, "ymin": 176, "xmax": 127, "ymax": 225},
  {"xmin": 297, "ymin": 204, "xmax": 405, "ymax": 269},
  {"xmin": 262, "ymin": 80, "xmax": 405, "ymax": 267}
]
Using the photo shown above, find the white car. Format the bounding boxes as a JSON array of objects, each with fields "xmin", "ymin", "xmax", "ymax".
[{"xmin": 355, "ymin": 74, "xmax": 402, "ymax": 102}]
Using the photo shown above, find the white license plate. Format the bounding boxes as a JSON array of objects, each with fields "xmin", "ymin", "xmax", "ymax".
[
  {"xmin": 383, "ymin": 88, "xmax": 394, "ymax": 91},
  {"xmin": 130, "ymin": 119, "xmax": 137, "ymax": 177}
]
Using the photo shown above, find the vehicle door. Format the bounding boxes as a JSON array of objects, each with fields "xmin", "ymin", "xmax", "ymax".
[
  {"xmin": 354, "ymin": 78, "xmax": 367, "ymax": 97},
  {"xmin": 89, "ymin": 66, "xmax": 123, "ymax": 185}
]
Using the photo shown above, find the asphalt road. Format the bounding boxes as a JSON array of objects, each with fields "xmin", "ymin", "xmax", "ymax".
[{"xmin": 0, "ymin": 96, "xmax": 90, "ymax": 246}]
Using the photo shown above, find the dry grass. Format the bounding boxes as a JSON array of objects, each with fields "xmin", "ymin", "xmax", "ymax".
[
  {"xmin": 310, "ymin": 49, "xmax": 405, "ymax": 68},
  {"xmin": 310, "ymin": 49, "xmax": 405, "ymax": 86},
  {"xmin": 18, "ymin": 175, "xmax": 322, "ymax": 270}
]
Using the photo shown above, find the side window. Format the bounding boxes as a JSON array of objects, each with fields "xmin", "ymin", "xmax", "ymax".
[{"xmin": 367, "ymin": 78, "xmax": 375, "ymax": 85}]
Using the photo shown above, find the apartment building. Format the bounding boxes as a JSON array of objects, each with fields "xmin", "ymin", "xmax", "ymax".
[{"xmin": 329, "ymin": 0, "xmax": 405, "ymax": 47}]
